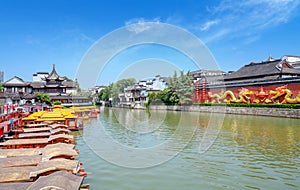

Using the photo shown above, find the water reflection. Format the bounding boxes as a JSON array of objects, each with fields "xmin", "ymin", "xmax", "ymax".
[
  {"xmin": 222, "ymin": 114, "xmax": 300, "ymax": 157},
  {"xmin": 75, "ymin": 108, "xmax": 300, "ymax": 189}
]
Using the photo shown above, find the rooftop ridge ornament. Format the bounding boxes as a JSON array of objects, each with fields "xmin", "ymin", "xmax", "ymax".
[{"xmin": 45, "ymin": 64, "xmax": 64, "ymax": 81}]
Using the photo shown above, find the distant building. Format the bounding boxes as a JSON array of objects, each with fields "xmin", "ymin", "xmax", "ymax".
[
  {"xmin": 88, "ymin": 85, "xmax": 106, "ymax": 95},
  {"xmin": 32, "ymin": 72, "xmax": 49, "ymax": 82},
  {"xmin": 118, "ymin": 75, "xmax": 168, "ymax": 108},
  {"xmin": 190, "ymin": 69, "xmax": 226, "ymax": 86},
  {"xmin": 194, "ymin": 55, "xmax": 300, "ymax": 104},
  {"xmin": 223, "ymin": 56, "xmax": 300, "ymax": 85},
  {"xmin": 31, "ymin": 64, "xmax": 78, "ymax": 96},
  {"xmin": 1, "ymin": 64, "xmax": 91, "ymax": 106},
  {"xmin": 1, "ymin": 76, "xmax": 34, "ymax": 105},
  {"xmin": 281, "ymin": 55, "xmax": 300, "ymax": 69},
  {"xmin": 2, "ymin": 76, "xmax": 32, "ymax": 94}
]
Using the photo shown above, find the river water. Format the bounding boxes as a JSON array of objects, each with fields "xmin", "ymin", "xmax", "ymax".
[{"xmin": 73, "ymin": 107, "xmax": 299, "ymax": 190}]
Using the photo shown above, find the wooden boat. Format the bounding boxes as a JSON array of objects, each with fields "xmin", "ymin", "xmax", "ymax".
[
  {"xmin": 78, "ymin": 116, "xmax": 89, "ymax": 120},
  {"xmin": 32, "ymin": 158, "xmax": 80, "ymax": 175},
  {"xmin": 0, "ymin": 143, "xmax": 78, "ymax": 160},
  {"xmin": 25, "ymin": 170, "xmax": 85, "ymax": 190},
  {"xmin": 24, "ymin": 123, "xmax": 49, "ymax": 128},
  {"xmin": 0, "ymin": 134, "xmax": 74, "ymax": 149},
  {"xmin": 0, "ymin": 170, "xmax": 86, "ymax": 190},
  {"xmin": 17, "ymin": 132, "xmax": 51, "ymax": 139},
  {"xmin": 0, "ymin": 110, "xmax": 30, "ymax": 138},
  {"xmin": 0, "ymin": 148, "xmax": 41, "ymax": 158},
  {"xmin": 0, "ymin": 138, "xmax": 49, "ymax": 149},
  {"xmin": 49, "ymin": 124, "xmax": 69, "ymax": 129},
  {"xmin": 0, "ymin": 166, "xmax": 35, "ymax": 183},
  {"xmin": 21, "ymin": 108, "xmax": 84, "ymax": 130},
  {"xmin": 48, "ymin": 134, "xmax": 74, "ymax": 144},
  {"xmin": 0, "ymin": 182, "xmax": 32, "ymax": 190},
  {"xmin": 20, "ymin": 127, "xmax": 70, "ymax": 135},
  {"xmin": 42, "ymin": 143, "xmax": 78, "ymax": 160},
  {"xmin": 0, "ymin": 155, "xmax": 42, "ymax": 168},
  {"xmin": 0, "ymin": 108, "xmax": 88, "ymax": 188},
  {"xmin": 89, "ymin": 109, "xmax": 98, "ymax": 118},
  {"xmin": 71, "ymin": 106, "xmax": 100, "ymax": 119},
  {"xmin": 50, "ymin": 128, "xmax": 71, "ymax": 135},
  {"xmin": 22, "ymin": 127, "xmax": 52, "ymax": 133},
  {"xmin": 0, "ymin": 158, "xmax": 80, "ymax": 183}
]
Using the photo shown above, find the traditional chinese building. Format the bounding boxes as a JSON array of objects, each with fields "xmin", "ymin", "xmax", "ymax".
[
  {"xmin": 1, "ymin": 64, "xmax": 91, "ymax": 106},
  {"xmin": 118, "ymin": 75, "xmax": 169, "ymax": 108},
  {"xmin": 39, "ymin": 64, "xmax": 67, "ymax": 95},
  {"xmin": 1, "ymin": 76, "xmax": 34, "ymax": 105},
  {"xmin": 194, "ymin": 55, "xmax": 300, "ymax": 104}
]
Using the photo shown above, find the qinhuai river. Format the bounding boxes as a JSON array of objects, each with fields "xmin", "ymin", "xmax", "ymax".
[{"xmin": 73, "ymin": 107, "xmax": 299, "ymax": 190}]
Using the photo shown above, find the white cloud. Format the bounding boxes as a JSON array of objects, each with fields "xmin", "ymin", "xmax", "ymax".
[
  {"xmin": 201, "ymin": 0, "xmax": 300, "ymax": 43},
  {"xmin": 203, "ymin": 28, "xmax": 230, "ymax": 43},
  {"xmin": 125, "ymin": 18, "xmax": 161, "ymax": 34},
  {"xmin": 200, "ymin": 20, "xmax": 219, "ymax": 31}
]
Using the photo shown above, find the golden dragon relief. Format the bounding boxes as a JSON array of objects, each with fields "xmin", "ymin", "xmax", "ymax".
[
  {"xmin": 209, "ymin": 88, "xmax": 253, "ymax": 104},
  {"xmin": 269, "ymin": 85, "xmax": 300, "ymax": 104},
  {"xmin": 208, "ymin": 85, "xmax": 300, "ymax": 104}
]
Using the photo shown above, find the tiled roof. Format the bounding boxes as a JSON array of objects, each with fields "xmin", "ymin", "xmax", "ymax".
[
  {"xmin": 45, "ymin": 64, "xmax": 65, "ymax": 81},
  {"xmin": 30, "ymin": 82, "xmax": 45, "ymax": 88},
  {"xmin": 62, "ymin": 80, "xmax": 77, "ymax": 88},
  {"xmin": 224, "ymin": 59, "xmax": 300, "ymax": 81},
  {"xmin": 3, "ymin": 76, "xmax": 30, "ymax": 86}
]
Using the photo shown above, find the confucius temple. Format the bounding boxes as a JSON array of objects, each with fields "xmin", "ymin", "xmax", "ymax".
[{"xmin": 192, "ymin": 55, "xmax": 300, "ymax": 104}]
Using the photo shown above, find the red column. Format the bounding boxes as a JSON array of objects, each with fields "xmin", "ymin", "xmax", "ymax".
[
  {"xmin": 195, "ymin": 80, "xmax": 199, "ymax": 103},
  {"xmin": 202, "ymin": 79, "xmax": 206, "ymax": 103}
]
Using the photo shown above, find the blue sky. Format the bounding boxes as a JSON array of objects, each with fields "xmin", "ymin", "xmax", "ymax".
[{"xmin": 1, "ymin": 0, "xmax": 300, "ymax": 88}]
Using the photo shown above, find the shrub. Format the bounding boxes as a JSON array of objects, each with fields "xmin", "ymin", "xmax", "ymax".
[
  {"xmin": 53, "ymin": 101, "xmax": 62, "ymax": 105},
  {"xmin": 198, "ymin": 103, "xmax": 300, "ymax": 109}
]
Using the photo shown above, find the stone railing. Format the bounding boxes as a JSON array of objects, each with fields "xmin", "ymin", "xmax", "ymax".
[{"xmin": 149, "ymin": 105, "xmax": 300, "ymax": 119}]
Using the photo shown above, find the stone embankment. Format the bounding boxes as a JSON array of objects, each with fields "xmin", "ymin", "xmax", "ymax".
[{"xmin": 149, "ymin": 105, "xmax": 300, "ymax": 119}]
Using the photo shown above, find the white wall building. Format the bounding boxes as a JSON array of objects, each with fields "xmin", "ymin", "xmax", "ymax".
[
  {"xmin": 118, "ymin": 75, "xmax": 168, "ymax": 108},
  {"xmin": 32, "ymin": 72, "xmax": 49, "ymax": 82}
]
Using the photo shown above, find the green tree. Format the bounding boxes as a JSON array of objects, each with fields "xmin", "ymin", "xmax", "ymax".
[
  {"xmin": 63, "ymin": 76, "xmax": 72, "ymax": 81},
  {"xmin": 0, "ymin": 83, "xmax": 4, "ymax": 92},
  {"xmin": 168, "ymin": 71, "xmax": 194, "ymax": 104},
  {"xmin": 98, "ymin": 86, "xmax": 112, "ymax": 101},
  {"xmin": 35, "ymin": 93, "xmax": 52, "ymax": 106},
  {"xmin": 99, "ymin": 78, "xmax": 136, "ymax": 104},
  {"xmin": 76, "ymin": 84, "xmax": 81, "ymax": 93},
  {"xmin": 99, "ymin": 78, "xmax": 136, "ymax": 102},
  {"xmin": 177, "ymin": 71, "xmax": 194, "ymax": 104},
  {"xmin": 147, "ymin": 88, "xmax": 179, "ymax": 105},
  {"xmin": 112, "ymin": 78, "xmax": 136, "ymax": 101},
  {"xmin": 53, "ymin": 101, "xmax": 62, "ymax": 105},
  {"xmin": 168, "ymin": 70, "xmax": 178, "ymax": 89},
  {"xmin": 147, "ymin": 71, "xmax": 194, "ymax": 105},
  {"xmin": 147, "ymin": 92, "xmax": 157, "ymax": 104}
]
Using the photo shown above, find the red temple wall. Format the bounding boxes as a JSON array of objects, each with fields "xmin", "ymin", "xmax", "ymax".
[{"xmin": 194, "ymin": 82, "xmax": 300, "ymax": 104}]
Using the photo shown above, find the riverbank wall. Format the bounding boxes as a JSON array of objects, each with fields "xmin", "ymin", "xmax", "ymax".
[{"xmin": 148, "ymin": 105, "xmax": 300, "ymax": 119}]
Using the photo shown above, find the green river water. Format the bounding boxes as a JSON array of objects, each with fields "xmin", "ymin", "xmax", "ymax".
[{"xmin": 73, "ymin": 107, "xmax": 299, "ymax": 190}]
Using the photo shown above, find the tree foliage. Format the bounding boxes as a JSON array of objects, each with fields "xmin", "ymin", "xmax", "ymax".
[
  {"xmin": 148, "ymin": 88, "xmax": 180, "ymax": 105},
  {"xmin": 148, "ymin": 71, "xmax": 194, "ymax": 105},
  {"xmin": 176, "ymin": 70, "xmax": 194, "ymax": 104},
  {"xmin": 111, "ymin": 78, "xmax": 136, "ymax": 101},
  {"xmin": 35, "ymin": 93, "xmax": 52, "ymax": 106},
  {"xmin": 53, "ymin": 101, "xmax": 62, "ymax": 105},
  {"xmin": 98, "ymin": 85, "xmax": 112, "ymax": 101},
  {"xmin": 98, "ymin": 78, "xmax": 136, "ymax": 103},
  {"xmin": 0, "ymin": 83, "xmax": 4, "ymax": 92},
  {"xmin": 63, "ymin": 76, "xmax": 73, "ymax": 81}
]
